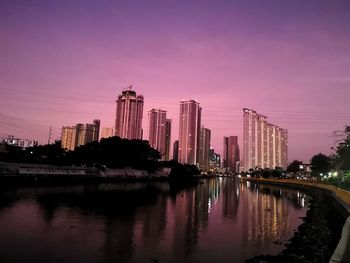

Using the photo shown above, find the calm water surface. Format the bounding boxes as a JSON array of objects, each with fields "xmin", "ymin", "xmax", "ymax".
[{"xmin": 0, "ymin": 178, "xmax": 308, "ymax": 263}]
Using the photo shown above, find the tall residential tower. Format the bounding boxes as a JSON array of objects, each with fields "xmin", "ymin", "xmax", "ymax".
[
  {"xmin": 223, "ymin": 136, "xmax": 240, "ymax": 173},
  {"xmin": 242, "ymin": 108, "xmax": 288, "ymax": 171},
  {"xmin": 148, "ymin": 109, "xmax": 171, "ymax": 160},
  {"xmin": 178, "ymin": 100, "xmax": 201, "ymax": 165},
  {"xmin": 199, "ymin": 127, "xmax": 211, "ymax": 171},
  {"xmin": 115, "ymin": 87, "xmax": 144, "ymax": 140}
]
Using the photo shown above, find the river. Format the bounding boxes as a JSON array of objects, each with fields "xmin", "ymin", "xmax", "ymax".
[{"xmin": 0, "ymin": 178, "xmax": 308, "ymax": 262}]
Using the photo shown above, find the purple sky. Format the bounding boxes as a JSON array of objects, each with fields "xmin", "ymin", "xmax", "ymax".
[{"xmin": 1, "ymin": 0, "xmax": 350, "ymax": 163}]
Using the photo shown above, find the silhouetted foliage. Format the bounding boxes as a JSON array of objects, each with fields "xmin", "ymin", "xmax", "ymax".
[
  {"xmin": 286, "ymin": 160, "xmax": 303, "ymax": 174},
  {"xmin": 0, "ymin": 144, "xmax": 26, "ymax": 162},
  {"xmin": 25, "ymin": 141, "xmax": 66, "ymax": 165},
  {"xmin": 310, "ymin": 153, "xmax": 332, "ymax": 177},
  {"xmin": 65, "ymin": 137, "xmax": 161, "ymax": 171},
  {"xmin": 249, "ymin": 168, "xmax": 283, "ymax": 179},
  {"xmin": 334, "ymin": 137, "xmax": 350, "ymax": 171},
  {"xmin": 1, "ymin": 137, "xmax": 162, "ymax": 171}
]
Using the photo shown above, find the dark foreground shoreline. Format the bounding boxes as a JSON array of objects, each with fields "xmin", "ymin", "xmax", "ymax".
[{"xmin": 246, "ymin": 183, "xmax": 345, "ymax": 263}]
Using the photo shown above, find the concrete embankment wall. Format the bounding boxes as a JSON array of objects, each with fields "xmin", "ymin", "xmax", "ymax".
[
  {"xmin": 243, "ymin": 178, "xmax": 350, "ymax": 263},
  {"xmin": 0, "ymin": 162, "xmax": 171, "ymax": 178}
]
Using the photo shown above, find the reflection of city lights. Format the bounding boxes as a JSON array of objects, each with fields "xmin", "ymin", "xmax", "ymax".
[
  {"xmin": 301, "ymin": 197, "xmax": 305, "ymax": 208},
  {"xmin": 247, "ymin": 181, "xmax": 251, "ymax": 188}
]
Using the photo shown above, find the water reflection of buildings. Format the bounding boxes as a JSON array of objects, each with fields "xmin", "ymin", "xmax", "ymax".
[
  {"xmin": 241, "ymin": 181, "xmax": 307, "ymax": 252},
  {"xmin": 166, "ymin": 179, "xmax": 219, "ymax": 261},
  {"xmin": 241, "ymin": 182, "xmax": 290, "ymax": 249},
  {"xmin": 100, "ymin": 180, "xmax": 223, "ymax": 262},
  {"xmin": 222, "ymin": 178, "xmax": 240, "ymax": 220}
]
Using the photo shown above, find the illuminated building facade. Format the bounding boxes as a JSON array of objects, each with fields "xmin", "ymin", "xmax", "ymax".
[
  {"xmin": 100, "ymin": 127, "xmax": 114, "ymax": 140},
  {"xmin": 209, "ymin": 148, "xmax": 221, "ymax": 172},
  {"xmin": 242, "ymin": 108, "xmax": 288, "ymax": 171},
  {"xmin": 61, "ymin": 120, "xmax": 100, "ymax": 151}
]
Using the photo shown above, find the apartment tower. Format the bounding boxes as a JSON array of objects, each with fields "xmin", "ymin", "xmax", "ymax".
[
  {"xmin": 223, "ymin": 136, "xmax": 240, "ymax": 173},
  {"xmin": 178, "ymin": 100, "xmax": 201, "ymax": 165},
  {"xmin": 199, "ymin": 127, "xmax": 211, "ymax": 171},
  {"xmin": 242, "ymin": 108, "xmax": 288, "ymax": 171},
  {"xmin": 61, "ymin": 120, "xmax": 100, "ymax": 151},
  {"xmin": 148, "ymin": 109, "xmax": 171, "ymax": 160},
  {"xmin": 115, "ymin": 87, "xmax": 144, "ymax": 140}
]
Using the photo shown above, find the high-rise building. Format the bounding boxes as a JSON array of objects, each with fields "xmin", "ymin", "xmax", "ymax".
[
  {"xmin": 199, "ymin": 127, "xmax": 211, "ymax": 171},
  {"xmin": 223, "ymin": 136, "xmax": 240, "ymax": 173},
  {"xmin": 61, "ymin": 126, "xmax": 77, "ymax": 151},
  {"xmin": 148, "ymin": 109, "xmax": 170, "ymax": 160},
  {"xmin": 281, "ymin": 129, "xmax": 288, "ymax": 169},
  {"xmin": 178, "ymin": 100, "xmax": 201, "ymax": 165},
  {"xmin": 93, "ymin": 119, "xmax": 100, "ymax": 141},
  {"xmin": 165, "ymin": 119, "xmax": 172, "ymax": 160},
  {"xmin": 61, "ymin": 120, "xmax": 100, "ymax": 151},
  {"xmin": 100, "ymin": 127, "xmax": 114, "ymax": 140},
  {"xmin": 173, "ymin": 140, "xmax": 179, "ymax": 162},
  {"xmin": 115, "ymin": 87, "xmax": 144, "ymax": 140},
  {"xmin": 242, "ymin": 108, "xmax": 288, "ymax": 171}
]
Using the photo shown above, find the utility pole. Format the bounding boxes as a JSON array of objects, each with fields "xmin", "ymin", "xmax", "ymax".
[{"xmin": 48, "ymin": 126, "xmax": 52, "ymax": 144}]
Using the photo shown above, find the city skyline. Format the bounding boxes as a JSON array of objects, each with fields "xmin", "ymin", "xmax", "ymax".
[{"xmin": 1, "ymin": 0, "xmax": 350, "ymax": 163}]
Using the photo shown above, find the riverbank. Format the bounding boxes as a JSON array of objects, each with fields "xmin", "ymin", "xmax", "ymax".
[
  {"xmin": 243, "ymin": 177, "xmax": 350, "ymax": 263},
  {"xmin": 0, "ymin": 162, "xmax": 203, "ymax": 191}
]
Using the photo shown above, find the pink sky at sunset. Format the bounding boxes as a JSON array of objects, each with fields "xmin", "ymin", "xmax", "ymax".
[{"xmin": 1, "ymin": 0, "xmax": 349, "ymax": 163}]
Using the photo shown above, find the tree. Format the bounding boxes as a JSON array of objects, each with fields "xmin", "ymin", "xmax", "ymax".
[
  {"xmin": 335, "ymin": 137, "xmax": 350, "ymax": 172},
  {"xmin": 310, "ymin": 153, "xmax": 332, "ymax": 177},
  {"xmin": 286, "ymin": 160, "xmax": 303, "ymax": 174}
]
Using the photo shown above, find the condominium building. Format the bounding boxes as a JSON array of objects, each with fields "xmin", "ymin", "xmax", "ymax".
[
  {"xmin": 165, "ymin": 119, "xmax": 172, "ymax": 160},
  {"xmin": 61, "ymin": 120, "xmax": 100, "ymax": 151},
  {"xmin": 115, "ymin": 87, "xmax": 144, "ymax": 140},
  {"xmin": 242, "ymin": 108, "xmax": 288, "ymax": 171},
  {"xmin": 173, "ymin": 140, "xmax": 179, "ymax": 162},
  {"xmin": 199, "ymin": 127, "xmax": 211, "ymax": 171},
  {"xmin": 223, "ymin": 136, "xmax": 240, "ymax": 173},
  {"xmin": 178, "ymin": 100, "xmax": 201, "ymax": 165},
  {"xmin": 148, "ymin": 109, "xmax": 171, "ymax": 160}
]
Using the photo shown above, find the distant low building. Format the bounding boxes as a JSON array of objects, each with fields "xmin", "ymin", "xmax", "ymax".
[
  {"xmin": 2, "ymin": 135, "xmax": 38, "ymax": 148},
  {"xmin": 209, "ymin": 148, "xmax": 221, "ymax": 173}
]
